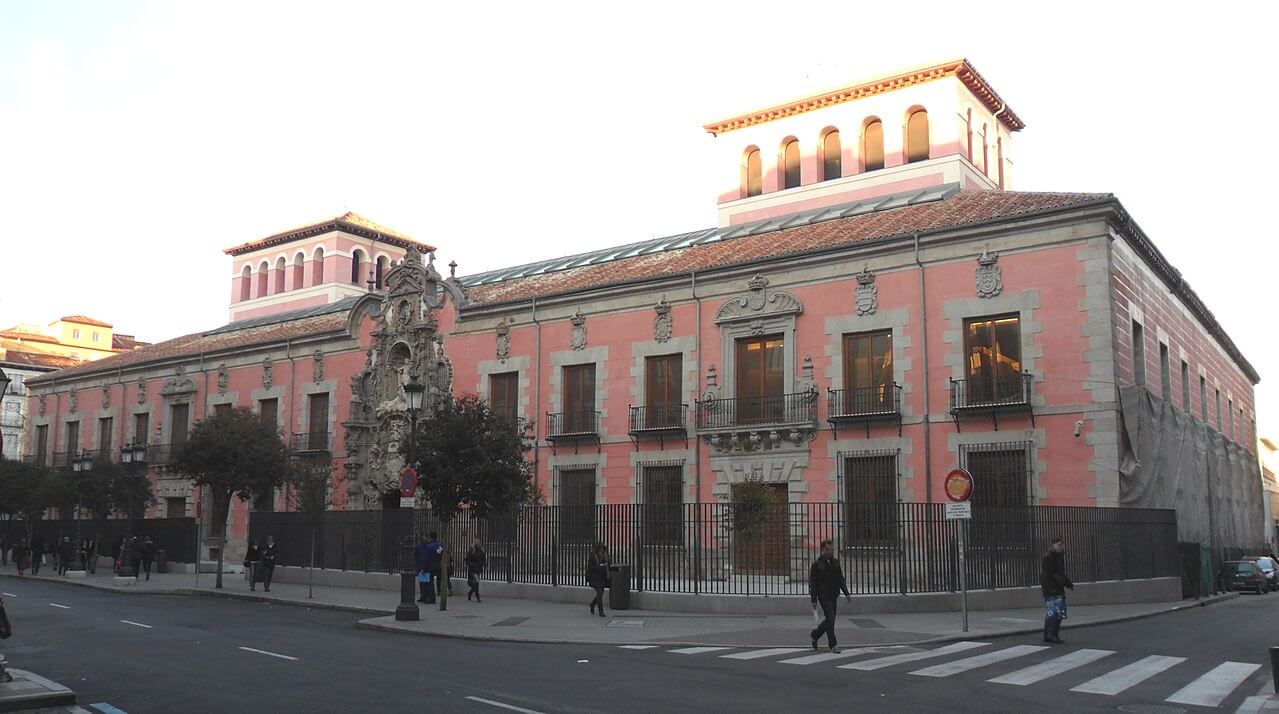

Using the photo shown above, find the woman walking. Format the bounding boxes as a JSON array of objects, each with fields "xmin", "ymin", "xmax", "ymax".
[
  {"xmin": 586, "ymin": 543, "xmax": 611, "ymax": 617},
  {"xmin": 464, "ymin": 538, "xmax": 487, "ymax": 602}
]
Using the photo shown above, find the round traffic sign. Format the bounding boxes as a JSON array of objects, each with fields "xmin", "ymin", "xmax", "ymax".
[
  {"xmin": 399, "ymin": 467, "xmax": 418, "ymax": 497},
  {"xmin": 944, "ymin": 468, "xmax": 973, "ymax": 503}
]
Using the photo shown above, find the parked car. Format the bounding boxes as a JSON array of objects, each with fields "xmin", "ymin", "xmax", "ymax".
[
  {"xmin": 1243, "ymin": 556, "xmax": 1279, "ymax": 591},
  {"xmin": 1220, "ymin": 561, "xmax": 1269, "ymax": 594}
]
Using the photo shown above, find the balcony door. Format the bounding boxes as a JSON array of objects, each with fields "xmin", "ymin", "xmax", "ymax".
[
  {"xmin": 308, "ymin": 393, "xmax": 330, "ymax": 450},
  {"xmin": 644, "ymin": 354, "xmax": 682, "ymax": 428},
  {"xmin": 735, "ymin": 335, "xmax": 784, "ymax": 424},
  {"xmin": 842, "ymin": 331, "xmax": 893, "ymax": 414},
  {"xmin": 963, "ymin": 315, "xmax": 1022, "ymax": 403},
  {"xmin": 562, "ymin": 364, "xmax": 596, "ymax": 434}
]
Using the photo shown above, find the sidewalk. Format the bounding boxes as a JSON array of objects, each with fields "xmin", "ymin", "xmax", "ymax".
[
  {"xmin": 0, "ymin": 567, "xmax": 1239, "ymax": 648},
  {"xmin": 0, "ymin": 666, "xmax": 82, "ymax": 712}
]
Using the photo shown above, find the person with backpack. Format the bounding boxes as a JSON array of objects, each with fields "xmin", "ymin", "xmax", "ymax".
[
  {"xmin": 586, "ymin": 543, "xmax": 611, "ymax": 617},
  {"xmin": 464, "ymin": 538, "xmax": 487, "ymax": 602}
]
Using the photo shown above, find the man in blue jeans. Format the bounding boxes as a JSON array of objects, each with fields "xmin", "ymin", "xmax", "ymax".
[
  {"xmin": 809, "ymin": 539, "xmax": 852, "ymax": 653},
  {"xmin": 1041, "ymin": 537, "xmax": 1073, "ymax": 644}
]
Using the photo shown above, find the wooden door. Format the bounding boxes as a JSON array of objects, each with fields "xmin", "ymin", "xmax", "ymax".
[{"xmin": 731, "ymin": 483, "xmax": 789, "ymax": 575}]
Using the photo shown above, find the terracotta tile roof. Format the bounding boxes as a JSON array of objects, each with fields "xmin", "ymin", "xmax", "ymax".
[
  {"xmin": 59, "ymin": 315, "xmax": 113, "ymax": 328},
  {"xmin": 223, "ymin": 211, "xmax": 435, "ymax": 257},
  {"xmin": 464, "ymin": 188, "xmax": 1109, "ymax": 305},
  {"xmin": 0, "ymin": 351, "xmax": 83, "ymax": 370},
  {"xmin": 26, "ymin": 302, "xmax": 353, "ymax": 385},
  {"xmin": 111, "ymin": 334, "xmax": 148, "ymax": 350},
  {"xmin": 0, "ymin": 329, "xmax": 59, "ymax": 345}
]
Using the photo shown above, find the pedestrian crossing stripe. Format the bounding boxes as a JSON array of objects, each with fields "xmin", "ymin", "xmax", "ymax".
[{"xmin": 618, "ymin": 642, "xmax": 1266, "ymax": 707}]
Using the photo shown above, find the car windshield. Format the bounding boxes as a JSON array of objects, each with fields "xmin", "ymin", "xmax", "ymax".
[
  {"xmin": 1253, "ymin": 558, "xmax": 1276, "ymax": 570},
  {"xmin": 1233, "ymin": 563, "xmax": 1256, "ymax": 574}
]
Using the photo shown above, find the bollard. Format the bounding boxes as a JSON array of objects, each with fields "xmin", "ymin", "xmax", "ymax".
[{"xmin": 1271, "ymin": 646, "xmax": 1279, "ymax": 694}]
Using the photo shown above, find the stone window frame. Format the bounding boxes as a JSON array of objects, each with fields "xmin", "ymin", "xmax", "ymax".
[
  {"xmin": 548, "ymin": 346, "xmax": 609, "ymax": 440},
  {"xmin": 629, "ymin": 449, "xmax": 696, "ymax": 505},
  {"xmin": 823, "ymin": 308, "xmax": 914, "ymax": 419},
  {"xmin": 251, "ymin": 384, "xmax": 288, "ymax": 436},
  {"xmin": 826, "ymin": 434, "xmax": 915, "ymax": 503},
  {"xmin": 629, "ymin": 335, "xmax": 697, "ymax": 429},
  {"xmin": 947, "ymin": 428, "xmax": 1047, "ymax": 503},
  {"xmin": 475, "ymin": 355, "xmax": 531, "ymax": 426},
  {"xmin": 716, "ymin": 314, "xmax": 799, "ymax": 400},
  {"xmin": 549, "ymin": 456, "xmax": 605, "ymax": 506},
  {"xmin": 941, "ymin": 290, "xmax": 1044, "ymax": 408},
  {"xmin": 296, "ymin": 378, "xmax": 338, "ymax": 447},
  {"xmin": 158, "ymin": 391, "xmax": 196, "ymax": 447}
]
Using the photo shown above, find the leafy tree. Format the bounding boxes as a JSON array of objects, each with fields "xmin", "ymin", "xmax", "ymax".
[
  {"xmin": 287, "ymin": 460, "xmax": 336, "ymax": 598},
  {"xmin": 0, "ymin": 458, "xmax": 56, "ymax": 545},
  {"xmin": 173, "ymin": 406, "xmax": 290, "ymax": 588},
  {"xmin": 409, "ymin": 393, "xmax": 536, "ymax": 609}
]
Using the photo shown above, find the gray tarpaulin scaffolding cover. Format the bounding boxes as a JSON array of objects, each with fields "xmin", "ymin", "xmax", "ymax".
[{"xmin": 1118, "ymin": 384, "xmax": 1265, "ymax": 549}]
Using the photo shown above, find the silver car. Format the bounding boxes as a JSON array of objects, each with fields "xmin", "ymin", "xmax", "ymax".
[{"xmin": 1243, "ymin": 556, "xmax": 1279, "ymax": 591}]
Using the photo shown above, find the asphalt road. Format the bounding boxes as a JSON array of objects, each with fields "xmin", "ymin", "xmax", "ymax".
[{"xmin": 0, "ymin": 575, "xmax": 1275, "ymax": 713}]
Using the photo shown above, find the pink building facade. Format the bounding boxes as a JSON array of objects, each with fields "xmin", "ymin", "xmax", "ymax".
[{"xmin": 23, "ymin": 60, "xmax": 1266, "ymax": 559}]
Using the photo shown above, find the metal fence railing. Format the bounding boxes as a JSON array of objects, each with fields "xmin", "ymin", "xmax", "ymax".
[
  {"xmin": 828, "ymin": 385, "xmax": 901, "ymax": 418},
  {"xmin": 546, "ymin": 410, "xmax": 600, "ymax": 438},
  {"xmin": 248, "ymin": 503, "xmax": 1180, "ymax": 596},
  {"xmin": 2, "ymin": 517, "xmax": 199, "ymax": 564},
  {"xmin": 628, "ymin": 404, "xmax": 688, "ymax": 433}
]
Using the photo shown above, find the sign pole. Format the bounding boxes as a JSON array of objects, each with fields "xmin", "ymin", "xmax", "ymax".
[
  {"xmin": 943, "ymin": 467, "xmax": 975, "ymax": 635},
  {"xmin": 958, "ymin": 519, "xmax": 968, "ymax": 632}
]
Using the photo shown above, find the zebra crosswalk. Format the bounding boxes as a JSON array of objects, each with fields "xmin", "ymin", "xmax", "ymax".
[{"xmin": 617, "ymin": 640, "xmax": 1268, "ymax": 710}]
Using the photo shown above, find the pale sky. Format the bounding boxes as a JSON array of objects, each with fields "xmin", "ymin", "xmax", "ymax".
[{"xmin": 1, "ymin": 1, "xmax": 1275, "ymax": 432}]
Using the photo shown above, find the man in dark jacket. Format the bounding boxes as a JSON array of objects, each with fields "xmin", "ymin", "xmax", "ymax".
[
  {"xmin": 1041, "ymin": 537, "xmax": 1073, "ymax": 644},
  {"xmin": 259, "ymin": 536, "xmax": 278, "ymax": 592},
  {"xmin": 58, "ymin": 537, "xmax": 75, "ymax": 576},
  {"xmin": 244, "ymin": 540, "xmax": 261, "ymax": 591},
  {"xmin": 414, "ymin": 532, "xmax": 442, "ymax": 604},
  {"xmin": 809, "ymin": 539, "xmax": 851, "ymax": 653}
]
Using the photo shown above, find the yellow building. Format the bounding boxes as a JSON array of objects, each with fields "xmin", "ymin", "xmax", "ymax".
[{"xmin": 0, "ymin": 315, "xmax": 146, "ymax": 363}]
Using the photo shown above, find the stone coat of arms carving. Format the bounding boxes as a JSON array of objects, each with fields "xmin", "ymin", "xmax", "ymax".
[
  {"xmin": 68, "ymin": 390, "xmax": 77, "ymax": 414},
  {"xmin": 975, "ymin": 247, "xmax": 1003, "ymax": 299},
  {"xmin": 313, "ymin": 350, "xmax": 325, "ymax": 384},
  {"xmin": 855, "ymin": 264, "xmax": 878, "ymax": 316},
  {"xmin": 570, "ymin": 309, "xmax": 587, "ymax": 350},
  {"xmin": 217, "ymin": 364, "xmax": 229, "ymax": 395},
  {"xmin": 495, "ymin": 319, "xmax": 511, "ymax": 363},
  {"xmin": 136, "ymin": 378, "xmax": 147, "ymax": 405},
  {"xmin": 653, "ymin": 296, "xmax": 672, "ymax": 343},
  {"xmin": 102, "ymin": 383, "xmax": 112, "ymax": 408},
  {"xmin": 262, "ymin": 358, "xmax": 274, "ymax": 390},
  {"xmin": 38, "ymin": 393, "xmax": 46, "ymax": 417}
]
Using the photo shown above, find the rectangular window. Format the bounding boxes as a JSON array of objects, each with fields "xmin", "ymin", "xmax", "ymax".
[
  {"xmin": 644, "ymin": 354, "xmax": 683, "ymax": 428},
  {"xmin": 841, "ymin": 330, "xmax": 893, "ymax": 413},
  {"xmin": 258, "ymin": 398, "xmax": 278, "ymax": 430},
  {"xmin": 963, "ymin": 443, "xmax": 1032, "ymax": 551},
  {"xmin": 735, "ymin": 334, "xmax": 785, "ymax": 423},
  {"xmin": 641, "ymin": 463, "xmax": 684, "ymax": 546},
  {"xmin": 1181, "ymin": 360, "xmax": 1190, "ymax": 413},
  {"xmin": 170, "ymin": 403, "xmax": 190, "ymax": 450},
  {"xmin": 842, "ymin": 453, "xmax": 898, "ymax": 545},
  {"xmin": 64, "ymin": 421, "xmax": 80, "ymax": 455},
  {"xmin": 165, "ymin": 497, "xmax": 186, "ymax": 518},
  {"xmin": 1131, "ymin": 320, "xmax": 1146, "ymax": 388},
  {"xmin": 213, "ymin": 403, "xmax": 232, "ymax": 417},
  {"xmin": 963, "ymin": 315, "xmax": 1023, "ymax": 403},
  {"xmin": 488, "ymin": 372, "xmax": 520, "ymax": 422},
  {"xmin": 1199, "ymin": 376, "xmax": 1208, "ymax": 422},
  {"xmin": 1159, "ymin": 343, "xmax": 1171, "ymax": 402},
  {"xmin": 1228, "ymin": 399, "xmax": 1235, "ymax": 441},
  {"xmin": 97, "ymin": 417, "xmax": 113, "ymax": 457},
  {"xmin": 35, "ymin": 424, "xmax": 48, "ymax": 466},
  {"xmin": 562, "ymin": 364, "xmax": 596, "ymax": 433},
  {"xmin": 72, "ymin": 328, "xmax": 80, "ymax": 339},
  {"xmin": 1214, "ymin": 389, "xmax": 1222, "ymax": 431},
  {"xmin": 308, "ymin": 393, "xmax": 330, "ymax": 450},
  {"xmin": 92, "ymin": 332, "xmax": 100, "ymax": 342},
  {"xmin": 133, "ymin": 412, "xmax": 150, "ymax": 445},
  {"xmin": 557, "ymin": 468, "xmax": 596, "ymax": 543}
]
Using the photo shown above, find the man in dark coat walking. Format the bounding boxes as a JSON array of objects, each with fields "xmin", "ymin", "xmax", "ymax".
[
  {"xmin": 259, "ymin": 536, "xmax": 278, "ymax": 592},
  {"xmin": 414, "ymin": 532, "xmax": 442, "ymax": 604},
  {"xmin": 140, "ymin": 536, "xmax": 155, "ymax": 580},
  {"xmin": 1041, "ymin": 537, "xmax": 1073, "ymax": 644},
  {"xmin": 809, "ymin": 539, "xmax": 851, "ymax": 653},
  {"xmin": 58, "ymin": 537, "xmax": 75, "ymax": 576}
]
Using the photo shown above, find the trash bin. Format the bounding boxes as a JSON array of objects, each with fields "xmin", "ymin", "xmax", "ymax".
[
  {"xmin": 608, "ymin": 564, "xmax": 631, "ymax": 610},
  {"xmin": 155, "ymin": 549, "xmax": 168, "ymax": 574}
]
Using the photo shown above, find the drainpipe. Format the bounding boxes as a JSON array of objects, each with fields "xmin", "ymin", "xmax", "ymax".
[
  {"xmin": 531, "ymin": 297, "xmax": 543, "ymax": 497},
  {"xmin": 914, "ymin": 233, "xmax": 933, "ymax": 502},
  {"xmin": 691, "ymin": 270, "xmax": 702, "ymax": 502}
]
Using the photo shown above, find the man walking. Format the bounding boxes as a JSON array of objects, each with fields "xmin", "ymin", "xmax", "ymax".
[
  {"xmin": 140, "ymin": 536, "xmax": 155, "ymax": 580},
  {"xmin": 1041, "ymin": 537, "xmax": 1073, "ymax": 644},
  {"xmin": 414, "ymin": 532, "xmax": 442, "ymax": 604},
  {"xmin": 259, "ymin": 536, "xmax": 277, "ymax": 592},
  {"xmin": 809, "ymin": 539, "xmax": 851, "ymax": 653},
  {"xmin": 244, "ymin": 539, "xmax": 261, "ymax": 591},
  {"xmin": 58, "ymin": 537, "xmax": 75, "ymax": 576}
]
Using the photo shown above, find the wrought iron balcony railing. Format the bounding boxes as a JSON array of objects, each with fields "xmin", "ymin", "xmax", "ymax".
[
  {"xmin": 628, "ymin": 403, "xmax": 687, "ymax": 434},
  {"xmin": 696, "ymin": 392, "xmax": 817, "ymax": 431},
  {"xmin": 546, "ymin": 410, "xmax": 601, "ymax": 439},
  {"xmin": 826, "ymin": 385, "xmax": 902, "ymax": 437},
  {"xmin": 949, "ymin": 373, "xmax": 1035, "ymax": 431},
  {"xmin": 292, "ymin": 431, "xmax": 331, "ymax": 453}
]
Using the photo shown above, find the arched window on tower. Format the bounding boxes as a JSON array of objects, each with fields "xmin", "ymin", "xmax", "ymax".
[
  {"xmin": 375, "ymin": 256, "xmax": 388, "ymax": 290},
  {"xmin": 862, "ymin": 119, "xmax": 884, "ymax": 172},
  {"xmin": 744, "ymin": 147, "xmax": 762, "ymax": 197},
  {"xmin": 781, "ymin": 138, "xmax": 801, "ymax": 189},
  {"xmin": 906, "ymin": 109, "xmax": 930, "ymax": 163},
  {"xmin": 257, "ymin": 261, "xmax": 269, "ymax": 298},
  {"xmin": 274, "ymin": 257, "xmax": 286, "ymax": 294},
  {"xmin": 821, "ymin": 129, "xmax": 841, "ymax": 181},
  {"xmin": 351, "ymin": 249, "xmax": 364, "ymax": 285},
  {"xmin": 293, "ymin": 252, "xmax": 305, "ymax": 289},
  {"xmin": 240, "ymin": 265, "xmax": 251, "ymax": 301},
  {"xmin": 312, "ymin": 247, "xmax": 325, "ymax": 284}
]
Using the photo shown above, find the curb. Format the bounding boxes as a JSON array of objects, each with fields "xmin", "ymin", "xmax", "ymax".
[
  {"xmin": 352, "ymin": 592, "xmax": 1243, "ymax": 649},
  {"xmin": 0, "ymin": 572, "xmax": 196, "ymax": 598},
  {"xmin": 191, "ymin": 588, "xmax": 393, "ymax": 616}
]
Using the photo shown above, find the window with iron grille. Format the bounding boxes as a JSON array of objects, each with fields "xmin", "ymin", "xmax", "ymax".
[
  {"xmin": 1131, "ymin": 320, "xmax": 1146, "ymax": 388},
  {"xmin": 557, "ymin": 467, "xmax": 596, "ymax": 543},
  {"xmin": 1159, "ymin": 343, "xmax": 1171, "ymax": 402},
  {"xmin": 638, "ymin": 461, "xmax": 684, "ymax": 546},
  {"xmin": 839, "ymin": 451, "xmax": 898, "ymax": 546},
  {"xmin": 962, "ymin": 442, "xmax": 1032, "ymax": 506}
]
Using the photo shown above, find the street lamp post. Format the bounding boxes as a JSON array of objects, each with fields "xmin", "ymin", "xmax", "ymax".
[
  {"xmin": 395, "ymin": 372, "xmax": 427, "ymax": 622},
  {"xmin": 70, "ymin": 452, "xmax": 91, "ymax": 571},
  {"xmin": 119, "ymin": 443, "xmax": 149, "ymax": 535}
]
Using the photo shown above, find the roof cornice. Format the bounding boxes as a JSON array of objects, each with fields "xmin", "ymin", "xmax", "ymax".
[
  {"xmin": 703, "ymin": 59, "xmax": 1025, "ymax": 136},
  {"xmin": 223, "ymin": 218, "xmax": 434, "ymax": 257}
]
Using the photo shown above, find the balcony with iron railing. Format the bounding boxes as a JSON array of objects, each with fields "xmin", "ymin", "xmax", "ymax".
[
  {"xmin": 51, "ymin": 450, "xmax": 74, "ymax": 469},
  {"xmin": 949, "ymin": 373, "xmax": 1035, "ymax": 431},
  {"xmin": 696, "ymin": 392, "xmax": 818, "ymax": 433},
  {"xmin": 545, "ymin": 410, "xmax": 601, "ymax": 453},
  {"xmin": 292, "ymin": 431, "xmax": 332, "ymax": 454},
  {"xmin": 827, "ymin": 384, "xmax": 902, "ymax": 437},
  {"xmin": 627, "ymin": 403, "xmax": 688, "ymax": 450}
]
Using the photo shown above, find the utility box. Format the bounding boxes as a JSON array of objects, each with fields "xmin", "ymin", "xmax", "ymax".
[{"xmin": 609, "ymin": 564, "xmax": 631, "ymax": 610}]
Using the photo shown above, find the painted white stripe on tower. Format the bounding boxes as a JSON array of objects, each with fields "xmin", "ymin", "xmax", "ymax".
[
  {"xmin": 1071, "ymin": 655, "xmax": 1186, "ymax": 695},
  {"xmin": 910, "ymin": 645, "xmax": 1048, "ymax": 678},
  {"xmin": 841, "ymin": 642, "xmax": 991, "ymax": 671},
  {"xmin": 667, "ymin": 646, "xmax": 733, "ymax": 655},
  {"xmin": 988, "ymin": 649, "xmax": 1115, "ymax": 686},
  {"xmin": 1165, "ymin": 661, "xmax": 1261, "ymax": 708},
  {"xmin": 721, "ymin": 648, "xmax": 807, "ymax": 660}
]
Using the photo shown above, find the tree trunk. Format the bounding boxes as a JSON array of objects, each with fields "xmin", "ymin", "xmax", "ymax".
[
  {"xmin": 213, "ymin": 492, "xmax": 231, "ymax": 590},
  {"xmin": 439, "ymin": 522, "xmax": 451, "ymax": 612}
]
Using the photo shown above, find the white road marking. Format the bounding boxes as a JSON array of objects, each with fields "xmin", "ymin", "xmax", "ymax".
[
  {"xmin": 841, "ymin": 642, "xmax": 990, "ymax": 671},
  {"xmin": 120, "ymin": 620, "xmax": 153, "ymax": 629},
  {"xmin": 1236, "ymin": 694, "xmax": 1270, "ymax": 714},
  {"xmin": 781, "ymin": 647, "xmax": 889, "ymax": 666},
  {"xmin": 618, "ymin": 645, "xmax": 658, "ymax": 650},
  {"xmin": 1070, "ymin": 654, "xmax": 1186, "ymax": 695},
  {"xmin": 910, "ymin": 645, "xmax": 1048, "ymax": 677},
  {"xmin": 49, "ymin": 603, "xmax": 70, "ymax": 609},
  {"xmin": 1, "ymin": 592, "xmax": 16, "ymax": 597},
  {"xmin": 238, "ymin": 646, "xmax": 298, "ymax": 661},
  {"xmin": 1165, "ymin": 661, "xmax": 1262, "ymax": 708},
  {"xmin": 464, "ymin": 695, "xmax": 546, "ymax": 714},
  {"xmin": 987, "ymin": 649, "xmax": 1115, "ymax": 686},
  {"xmin": 721, "ymin": 648, "xmax": 807, "ymax": 660},
  {"xmin": 668, "ymin": 646, "xmax": 733, "ymax": 655}
]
